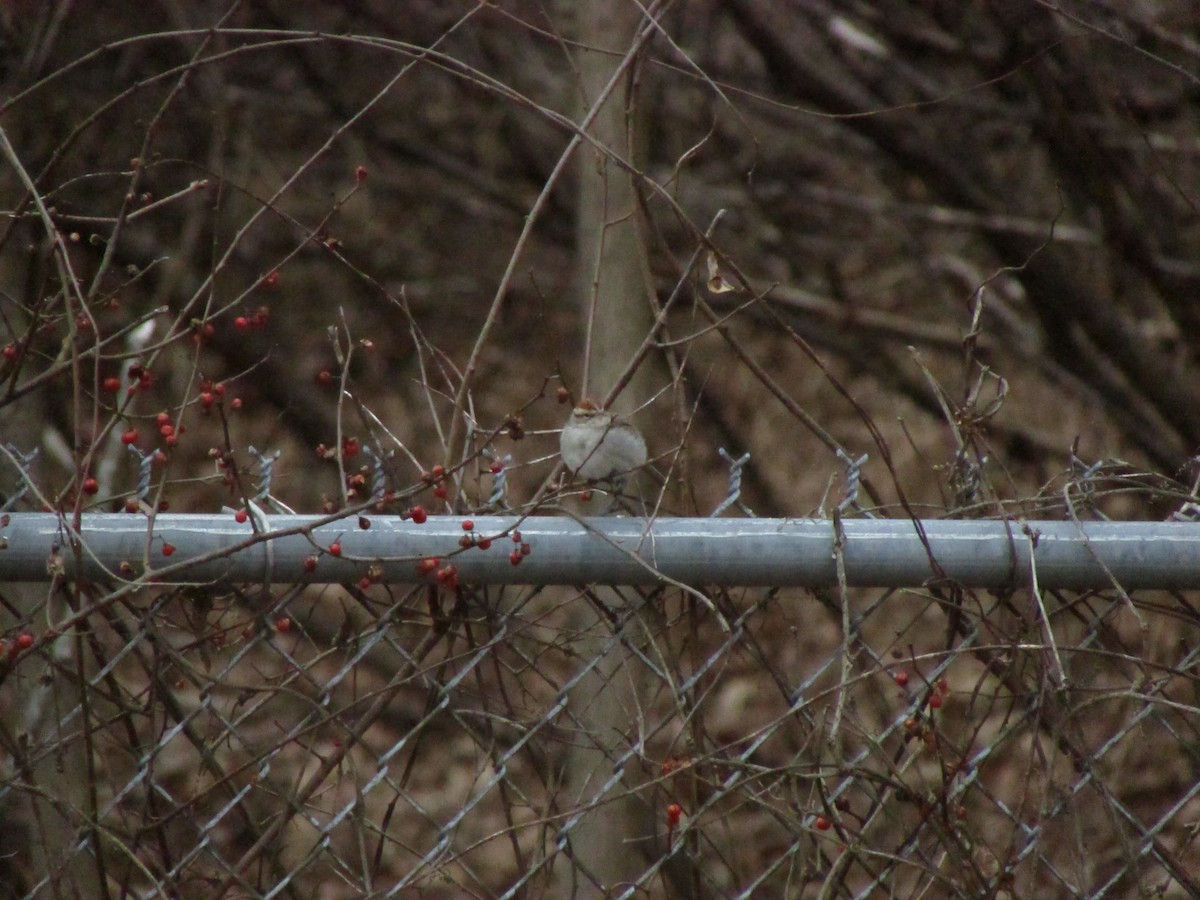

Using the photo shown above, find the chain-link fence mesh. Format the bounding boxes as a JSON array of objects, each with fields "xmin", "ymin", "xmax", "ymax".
[{"xmin": 2, "ymin": 509, "xmax": 1198, "ymax": 898}]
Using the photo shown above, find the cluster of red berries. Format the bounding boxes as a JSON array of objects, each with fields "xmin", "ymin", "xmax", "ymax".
[
  {"xmin": 234, "ymin": 307, "xmax": 271, "ymax": 332},
  {"xmin": 189, "ymin": 378, "xmax": 241, "ymax": 415},
  {"xmin": 893, "ymin": 669, "xmax": 951, "ymax": 710},
  {"xmin": 509, "ymin": 530, "xmax": 531, "ymax": 567},
  {"xmin": 198, "ymin": 380, "xmax": 232, "ymax": 410},
  {"xmin": 100, "ymin": 364, "xmax": 154, "ymax": 396},
  {"xmin": 154, "ymin": 411, "xmax": 182, "ymax": 447},
  {"xmin": 414, "ymin": 556, "xmax": 458, "ymax": 589},
  {"xmin": 212, "ymin": 448, "xmax": 239, "ymax": 489},
  {"xmin": 458, "ymin": 520, "xmax": 493, "ymax": 551},
  {"xmin": 1, "ymin": 632, "xmax": 35, "ymax": 660}
]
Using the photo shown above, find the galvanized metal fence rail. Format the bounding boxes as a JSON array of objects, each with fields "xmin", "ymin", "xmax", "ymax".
[{"xmin": 1, "ymin": 512, "xmax": 1198, "ymax": 589}]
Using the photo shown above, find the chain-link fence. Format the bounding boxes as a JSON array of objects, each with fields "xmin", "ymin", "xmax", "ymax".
[{"xmin": 2, "ymin": 498, "xmax": 1199, "ymax": 898}]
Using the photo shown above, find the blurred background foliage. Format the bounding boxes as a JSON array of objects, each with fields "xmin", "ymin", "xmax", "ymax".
[{"xmin": 2, "ymin": 1, "xmax": 1199, "ymax": 517}]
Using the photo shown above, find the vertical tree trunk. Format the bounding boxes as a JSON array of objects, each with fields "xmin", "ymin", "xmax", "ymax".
[{"xmin": 553, "ymin": 1, "xmax": 668, "ymax": 895}]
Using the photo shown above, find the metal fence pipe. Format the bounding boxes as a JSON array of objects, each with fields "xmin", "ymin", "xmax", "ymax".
[{"xmin": 0, "ymin": 513, "xmax": 1196, "ymax": 590}]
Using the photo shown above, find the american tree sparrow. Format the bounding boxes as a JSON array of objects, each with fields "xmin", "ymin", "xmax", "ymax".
[{"xmin": 559, "ymin": 399, "xmax": 647, "ymax": 483}]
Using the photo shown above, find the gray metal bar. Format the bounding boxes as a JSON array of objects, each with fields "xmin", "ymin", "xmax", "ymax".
[{"xmin": 0, "ymin": 513, "xmax": 1195, "ymax": 589}]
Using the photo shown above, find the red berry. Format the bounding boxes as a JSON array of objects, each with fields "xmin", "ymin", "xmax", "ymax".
[
  {"xmin": 894, "ymin": 670, "xmax": 909, "ymax": 687},
  {"xmin": 358, "ymin": 575, "xmax": 372, "ymax": 590},
  {"xmin": 160, "ymin": 424, "xmax": 174, "ymax": 437},
  {"xmin": 410, "ymin": 505, "xmax": 427, "ymax": 524},
  {"xmin": 478, "ymin": 538, "xmax": 492, "ymax": 550},
  {"xmin": 2, "ymin": 344, "xmax": 16, "ymax": 361},
  {"xmin": 329, "ymin": 541, "xmax": 342, "ymax": 557},
  {"xmin": 17, "ymin": 632, "xmax": 34, "ymax": 650},
  {"xmin": 416, "ymin": 557, "xmax": 439, "ymax": 576},
  {"xmin": 235, "ymin": 509, "xmax": 248, "ymax": 524},
  {"xmin": 102, "ymin": 377, "xmax": 121, "ymax": 393},
  {"xmin": 155, "ymin": 412, "xmax": 170, "ymax": 427},
  {"xmin": 162, "ymin": 543, "xmax": 175, "ymax": 557},
  {"xmin": 815, "ymin": 815, "xmax": 831, "ymax": 831},
  {"xmin": 274, "ymin": 616, "xmax": 291, "ymax": 633},
  {"xmin": 667, "ymin": 803, "xmax": 682, "ymax": 827},
  {"xmin": 355, "ymin": 164, "xmax": 368, "ymax": 182},
  {"xmin": 230, "ymin": 397, "xmax": 242, "ymax": 410},
  {"xmin": 304, "ymin": 555, "xmax": 318, "ymax": 572},
  {"xmin": 124, "ymin": 498, "xmax": 140, "ymax": 513},
  {"xmin": 262, "ymin": 270, "xmax": 280, "ymax": 289},
  {"xmin": 199, "ymin": 392, "xmax": 214, "ymax": 409},
  {"xmin": 81, "ymin": 478, "xmax": 99, "ymax": 495},
  {"xmin": 234, "ymin": 316, "xmax": 249, "ymax": 330},
  {"xmin": 431, "ymin": 465, "xmax": 445, "ymax": 479},
  {"xmin": 462, "ymin": 520, "xmax": 474, "ymax": 531},
  {"xmin": 121, "ymin": 429, "xmax": 138, "ymax": 445},
  {"xmin": 509, "ymin": 550, "xmax": 522, "ymax": 566},
  {"xmin": 316, "ymin": 369, "xmax": 333, "ymax": 387},
  {"xmin": 929, "ymin": 694, "xmax": 943, "ymax": 710}
]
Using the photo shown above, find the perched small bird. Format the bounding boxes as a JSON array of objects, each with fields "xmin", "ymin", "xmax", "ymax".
[{"xmin": 559, "ymin": 399, "xmax": 647, "ymax": 482}]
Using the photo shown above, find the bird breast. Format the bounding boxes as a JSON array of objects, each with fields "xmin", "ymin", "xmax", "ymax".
[{"xmin": 561, "ymin": 414, "xmax": 647, "ymax": 480}]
